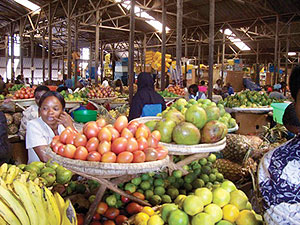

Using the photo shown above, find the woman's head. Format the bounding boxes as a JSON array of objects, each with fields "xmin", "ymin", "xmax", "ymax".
[
  {"xmin": 137, "ymin": 72, "xmax": 154, "ymax": 90},
  {"xmin": 188, "ymin": 84, "xmax": 198, "ymax": 95},
  {"xmin": 38, "ymin": 91, "xmax": 65, "ymax": 126},
  {"xmin": 34, "ymin": 85, "xmax": 50, "ymax": 105},
  {"xmin": 200, "ymin": 80, "xmax": 205, "ymax": 85},
  {"xmin": 289, "ymin": 65, "xmax": 300, "ymax": 102}
]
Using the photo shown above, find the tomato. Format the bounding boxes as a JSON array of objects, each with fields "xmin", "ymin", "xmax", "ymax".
[
  {"xmin": 114, "ymin": 116, "xmax": 128, "ymax": 133},
  {"xmin": 101, "ymin": 152, "xmax": 117, "ymax": 163},
  {"xmin": 116, "ymin": 151, "xmax": 133, "ymax": 163},
  {"xmin": 127, "ymin": 121, "xmax": 139, "ymax": 136},
  {"xmin": 135, "ymin": 127, "xmax": 149, "ymax": 139},
  {"xmin": 21, "ymin": 90, "xmax": 25, "ymax": 94},
  {"xmin": 74, "ymin": 134, "xmax": 87, "ymax": 147},
  {"xmin": 90, "ymin": 222, "xmax": 101, "ymax": 225},
  {"xmin": 144, "ymin": 148, "xmax": 158, "ymax": 161},
  {"xmin": 97, "ymin": 141, "xmax": 111, "ymax": 155},
  {"xmin": 115, "ymin": 215, "xmax": 128, "ymax": 225},
  {"xmin": 111, "ymin": 137, "xmax": 127, "ymax": 154},
  {"xmin": 86, "ymin": 137, "xmax": 99, "ymax": 152},
  {"xmin": 50, "ymin": 136, "xmax": 60, "ymax": 148},
  {"xmin": 58, "ymin": 145, "xmax": 66, "ymax": 156},
  {"xmin": 147, "ymin": 136, "xmax": 159, "ymax": 148},
  {"xmin": 121, "ymin": 195, "xmax": 130, "ymax": 203},
  {"xmin": 126, "ymin": 202, "xmax": 143, "ymax": 215},
  {"xmin": 53, "ymin": 142, "xmax": 63, "ymax": 153},
  {"xmin": 137, "ymin": 124, "xmax": 151, "ymax": 137},
  {"xmin": 87, "ymin": 151, "xmax": 101, "ymax": 162},
  {"xmin": 24, "ymin": 94, "xmax": 29, "ymax": 99},
  {"xmin": 151, "ymin": 130, "xmax": 161, "ymax": 142},
  {"xmin": 121, "ymin": 128, "xmax": 133, "ymax": 139},
  {"xmin": 132, "ymin": 150, "xmax": 146, "ymax": 163},
  {"xmin": 96, "ymin": 118, "xmax": 107, "ymax": 129},
  {"xmin": 65, "ymin": 133, "xmax": 76, "ymax": 145},
  {"xmin": 77, "ymin": 214, "xmax": 84, "ymax": 225},
  {"xmin": 15, "ymin": 93, "xmax": 20, "ymax": 98},
  {"xmin": 83, "ymin": 122, "xmax": 99, "ymax": 139},
  {"xmin": 64, "ymin": 144, "xmax": 77, "ymax": 159},
  {"xmin": 137, "ymin": 137, "xmax": 148, "ymax": 150},
  {"xmin": 93, "ymin": 213, "xmax": 101, "ymax": 220},
  {"xmin": 156, "ymin": 147, "xmax": 168, "ymax": 160},
  {"xmin": 30, "ymin": 93, "xmax": 34, "ymax": 98},
  {"xmin": 126, "ymin": 137, "xmax": 138, "ymax": 152},
  {"xmin": 59, "ymin": 128, "xmax": 72, "ymax": 144},
  {"xmin": 98, "ymin": 127, "xmax": 112, "ymax": 142},
  {"xmin": 74, "ymin": 146, "xmax": 89, "ymax": 160},
  {"xmin": 108, "ymin": 127, "xmax": 120, "ymax": 141},
  {"xmin": 132, "ymin": 192, "xmax": 145, "ymax": 200},
  {"xmin": 104, "ymin": 207, "xmax": 120, "ymax": 220},
  {"xmin": 103, "ymin": 220, "xmax": 115, "ymax": 225},
  {"xmin": 96, "ymin": 202, "xmax": 108, "ymax": 215}
]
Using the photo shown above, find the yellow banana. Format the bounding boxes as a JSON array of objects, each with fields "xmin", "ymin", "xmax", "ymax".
[
  {"xmin": 0, "ymin": 163, "xmax": 8, "ymax": 177},
  {"xmin": 17, "ymin": 172, "xmax": 30, "ymax": 183},
  {"xmin": 0, "ymin": 177, "xmax": 6, "ymax": 187},
  {"xmin": 5, "ymin": 165, "xmax": 17, "ymax": 184},
  {"xmin": 0, "ymin": 214, "xmax": 8, "ymax": 225},
  {"xmin": 27, "ymin": 181, "xmax": 48, "ymax": 225},
  {"xmin": 43, "ymin": 187, "xmax": 61, "ymax": 225},
  {"xmin": 13, "ymin": 180, "xmax": 39, "ymax": 225},
  {"xmin": 61, "ymin": 199, "xmax": 77, "ymax": 225},
  {"xmin": 54, "ymin": 192, "xmax": 65, "ymax": 214},
  {"xmin": 0, "ymin": 199, "xmax": 21, "ymax": 225},
  {"xmin": 0, "ymin": 185, "xmax": 30, "ymax": 225}
]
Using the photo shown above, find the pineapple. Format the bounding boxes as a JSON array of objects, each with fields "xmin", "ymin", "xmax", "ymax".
[{"xmin": 214, "ymin": 159, "xmax": 248, "ymax": 182}]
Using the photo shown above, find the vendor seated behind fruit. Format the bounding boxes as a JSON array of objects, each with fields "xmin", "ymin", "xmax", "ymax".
[
  {"xmin": 19, "ymin": 85, "xmax": 50, "ymax": 140},
  {"xmin": 269, "ymin": 84, "xmax": 286, "ymax": 100},
  {"xmin": 188, "ymin": 84, "xmax": 206, "ymax": 101},
  {"xmin": 26, "ymin": 91, "xmax": 74, "ymax": 163},
  {"xmin": 258, "ymin": 64, "xmax": 300, "ymax": 224}
]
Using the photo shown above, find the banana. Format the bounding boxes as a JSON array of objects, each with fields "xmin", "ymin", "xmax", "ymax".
[
  {"xmin": 0, "ymin": 199, "xmax": 21, "ymax": 225},
  {"xmin": 61, "ymin": 199, "xmax": 77, "ymax": 225},
  {"xmin": 27, "ymin": 181, "xmax": 48, "ymax": 225},
  {"xmin": 0, "ymin": 185, "xmax": 30, "ymax": 225},
  {"xmin": 0, "ymin": 163, "xmax": 8, "ymax": 177},
  {"xmin": 0, "ymin": 177, "xmax": 6, "ymax": 187},
  {"xmin": 54, "ymin": 192, "xmax": 65, "ymax": 214},
  {"xmin": 42, "ymin": 187, "xmax": 61, "ymax": 225},
  {"xmin": 13, "ymin": 180, "xmax": 39, "ymax": 225},
  {"xmin": 0, "ymin": 214, "xmax": 8, "ymax": 225},
  {"xmin": 16, "ymin": 172, "xmax": 30, "ymax": 183},
  {"xmin": 5, "ymin": 165, "xmax": 17, "ymax": 184}
]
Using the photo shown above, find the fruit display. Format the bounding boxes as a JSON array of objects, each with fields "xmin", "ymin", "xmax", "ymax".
[
  {"xmin": 151, "ymin": 98, "xmax": 234, "ymax": 145},
  {"xmin": 13, "ymin": 86, "xmax": 35, "ymax": 99},
  {"xmin": 158, "ymin": 90, "xmax": 179, "ymax": 98},
  {"xmin": 134, "ymin": 180, "xmax": 263, "ymax": 225},
  {"xmin": 8, "ymin": 84, "xmax": 24, "ymax": 92},
  {"xmin": 219, "ymin": 90, "xmax": 284, "ymax": 108},
  {"xmin": 117, "ymin": 85, "xmax": 137, "ymax": 94},
  {"xmin": 145, "ymin": 51, "xmax": 172, "ymax": 72},
  {"xmin": 0, "ymin": 163, "xmax": 77, "ymax": 225},
  {"xmin": 109, "ymin": 105, "xmax": 129, "ymax": 119},
  {"xmin": 60, "ymin": 90, "xmax": 87, "ymax": 102},
  {"xmin": 50, "ymin": 116, "xmax": 168, "ymax": 163},
  {"xmin": 115, "ymin": 92, "xmax": 129, "ymax": 99},
  {"xmin": 167, "ymin": 86, "xmax": 185, "ymax": 96},
  {"xmin": 4, "ymin": 112, "xmax": 22, "ymax": 135},
  {"xmin": 0, "ymin": 94, "xmax": 4, "ymax": 100},
  {"xmin": 87, "ymin": 85, "xmax": 116, "ymax": 99}
]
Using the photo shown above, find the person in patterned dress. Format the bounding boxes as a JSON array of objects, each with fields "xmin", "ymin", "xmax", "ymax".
[{"xmin": 258, "ymin": 65, "xmax": 300, "ymax": 224}]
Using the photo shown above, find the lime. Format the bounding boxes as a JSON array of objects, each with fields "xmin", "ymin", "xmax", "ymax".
[
  {"xmin": 168, "ymin": 209, "xmax": 189, "ymax": 225},
  {"xmin": 216, "ymin": 220, "xmax": 234, "ymax": 225},
  {"xmin": 212, "ymin": 187, "xmax": 230, "ymax": 207},
  {"xmin": 216, "ymin": 173, "xmax": 224, "ymax": 182},
  {"xmin": 221, "ymin": 180, "xmax": 237, "ymax": 193},
  {"xmin": 192, "ymin": 163, "xmax": 201, "ymax": 170},
  {"xmin": 192, "ymin": 179, "xmax": 205, "ymax": 189},
  {"xmin": 167, "ymin": 176, "xmax": 176, "ymax": 184},
  {"xmin": 184, "ymin": 183, "xmax": 193, "ymax": 191},
  {"xmin": 106, "ymin": 195, "xmax": 117, "ymax": 207},
  {"xmin": 172, "ymin": 170, "xmax": 183, "ymax": 178},
  {"xmin": 148, "ymin": 172, "xmax": 155, "ymax": 177},
  {"xmin": 205, "ymin": 203, "xmax": 223, "ymax": 223},
  {"xmin": 230, "ymin": 190, "xmax": 248, "ymax": 210},
  {"xmin": 176, "ymin": 178, "xmax": 184, "ymax": 187},
  {"xmin": 154, "ymin": 186, "xmax": 166, "ymax": 196},
  {"xmin": 131, "ymin": 177, "xmax": 142, "ymax": 186},
  {"xmin": 154, "ymin": 178, "xmax": 164, "ymax": 186},
  {"xmin": 167, "ymin": 188, "xmax": 179, "ymax": 200},
  {"xmin": 200, "ymin": 174, "xmax": 210, "ymax": 183},
  {"xmin": 212, "ymin": 168, "xmax": 219, "ymax": 174},
  {"xmin": 161, "ymin": 204, "xmax": 178, "ymax": 222},
  {"xmin": 191, "ymin": 212, "xmax": 214, "ymax": 225},
  {"xmin": 183, "ymin": 195, "xmax": 204, "ymax": 216},
  {"xmin": 137, "ymin": 189, "xmax": 144, "ymax": 194},
  {"xmin": 194, "ymin": 188, "xmax": 213, "ymax": 205},
  {"xmin": 140, "ymin": 181, "xmax": 151, "ymax": 190},
  {"xmin": 150, "ymin": 195, "xmax": 162, "ymax": 205},
  {"xmin": 202, "ymin": 166, "xmax": 212, "ymax": 174},
  {"xmin": 125, "ymin": 183, "xmax": 136, "ymax": 193},
  {"xmin": 209, "ymin": 174, "xmax": 217, "ymax": 182},
  {"xmin": 207, "ymin": 154, "xmax": 217, "ymax": 163},
  {"xmin": 199, "ymin": 158, "xmax": 207, "ymax": 166},
  {"xmin": 145, "ymin": 190, "xmax": 154, "ymax": 199},
  {"xmin": 223, "ymin": 204, "xmax": 239, "ymax": 223},
  {"xmin": 141, "ymin": 173, "xmax": 150, "ymax": 181},
  {"xmin": 182, "ymin": 165, "xmax": 190, "ymax": 171},
  {"xmin": 180, "ymin": 189, "xmax": 187, "ymax": 195},
  {"xmin": 162, "ymin": 195, "xmax": 172, "ymax": 203},
  {"xmin": 184, "ymin": 173, "xmax": 196, "ymax": 184},
  {"xmin": 193, "ymin": 168, "xmax": 202, "ymax": 176}
]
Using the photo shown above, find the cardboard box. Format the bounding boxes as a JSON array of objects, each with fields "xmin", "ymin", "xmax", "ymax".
[
  {"xmin": 226, "ymin": 71, "xmax": 244, "ymax": 92},
  {"xmin": 232, "ymin": 112, "xmax": 270, "ymax": 135}
]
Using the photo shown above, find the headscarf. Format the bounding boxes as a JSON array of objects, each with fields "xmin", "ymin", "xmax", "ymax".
[{"xmin": 128, "ymin": 72, "xmax": 166, "ymax": 120}]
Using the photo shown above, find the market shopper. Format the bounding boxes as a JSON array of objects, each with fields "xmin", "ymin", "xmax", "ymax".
[
  {"xmin": 26, "ymin": 91, "xmax": 74, "ymax": 163},
  {"xmin": 188, "ymin": 84, "xmax": 206, "ymax": 100},
  {"xmin": 128, "ymin": 72, "xmax": 166, "ymax": 120},
  {"xmin": 269, "ymin": 84, "xmax": 286, "ymax": 100},
  {"xmin": 19, "ymin": 85, "xmax": 50, "ymax": 139},
  {"xmin": 198, "ymin": 80, "xmax": 208, "ymax": 93},
  {"xmin": 258, "ymin": 65, "xmax": 300, "ymax": 224}
]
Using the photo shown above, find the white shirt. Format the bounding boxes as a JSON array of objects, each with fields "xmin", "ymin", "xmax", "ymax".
[
  {"xmin": 19, "ymin": 104, "xmax": 39, "ymax": 140},
  {"xmin": 26, "ymin": 117, "xmax": 65, "ymax": 164},
  {"xmin": 213, "ymin": 84, "xmax": 221, "ymax": 90}
]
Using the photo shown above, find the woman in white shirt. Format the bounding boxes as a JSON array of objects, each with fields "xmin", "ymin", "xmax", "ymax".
[{"xmin": 26, "ymin": 91, "xmax": 74, "ymax": 163}]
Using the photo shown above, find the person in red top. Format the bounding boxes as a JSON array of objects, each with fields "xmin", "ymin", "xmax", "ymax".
[{"xmin": 198, "ymin": 80, "xmax": 208, "ymax": 93}]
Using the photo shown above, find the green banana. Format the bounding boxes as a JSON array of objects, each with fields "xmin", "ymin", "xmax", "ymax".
[
  {"xmin": 43, "ymin": 187, "xmax": 61, "ymax": 225},
  {"xmin": 0, "ymin": 199, "xmax": 21, "ymax": 225},
  {"xmin": 13, "ymin": 180, "xmax": 39, "ymax": 225},
  {"xmin": 61, "ymin": 199, "xmax": 77, "ymax": 225},
  {"xmin": 0, "ymin": 185, "xmax": 30, "ymax": 225},
  {"xmin": 0, "ymin": 163, "xmax": 8, "ymax": 177},
  {"xmin": 27, "ymin": 181, "xmax": 48, "ymax": 225}
]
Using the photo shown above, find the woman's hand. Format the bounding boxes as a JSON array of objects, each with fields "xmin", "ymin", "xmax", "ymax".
[{"xmin": 56, "ymin": 112, "xmax": 75, "ymax": 129}]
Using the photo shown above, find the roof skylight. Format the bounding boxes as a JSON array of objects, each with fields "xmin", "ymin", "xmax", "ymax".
[
  {"xmin": 221, "ymin": 28, "xmax": 251, "ymax": 51},
  {"xmin": 14, "ymin": 0, "xmax": 40, "ymax": 12}
]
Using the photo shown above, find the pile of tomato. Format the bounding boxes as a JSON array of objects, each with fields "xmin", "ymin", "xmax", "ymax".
[
  {"xmin": 51, "ymin": 116, "xmax": 168, "ymax": 163},
  {"xmin": 13, "ymin": 86, "xmax": 35, "ymax": 99}
]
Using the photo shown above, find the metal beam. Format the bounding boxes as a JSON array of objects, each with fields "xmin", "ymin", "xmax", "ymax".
[
  {"xmin": 67, "ymin": 0, "xmax": 72, "ymax": 80},
  {"xmin": 30, "ymin": 32, "xmax": 34, "ymax": 85},
  {"xmin": 129, "ymin": 0, "xmax": 135, "ymax": 103},
  {"xmin": 208, "ymin": 0, "xmax": 215, "ymax": 99},
  {"xmin": 161, "ymin": 0, "xmax": 166, "ymax": 91},
  {"xmin": 176, "ymin": 0, "xmax": 183, "ymax": 85}
]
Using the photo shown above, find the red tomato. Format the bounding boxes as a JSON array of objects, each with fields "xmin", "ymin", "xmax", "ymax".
[
  {"xmin": 53, "ymin": 142, "xmax": 63, "ymax": 153},
  {"xmin": 97, "ymin": 141, "xmax": 111, "ymax": 155},
  {"xmin": 24, "ymin": 94, "xmax": 29, "ymax": 99},
  {"xmin": 126, "ymin": 137, "xmax": 138, "ymax": 152},
  {"xmin": 144, "ymin": 148, "xmax": 158, "ymax": 161},
  {"xmin": 151, "ymin": 130, "xmax": 161, "ymax": 142},
  {"xmin": 135, "ymin": 127, "xmax": 149, "ymax": 139},
  {"xmin": 121, "ymin": 128, "xmax": 133, "ymax": 139},
  {"xmin": 64, "ymin": 144, "xmax": 77, "ymax": 159},
  {"xmin": 93, "ymin": 213, "xmax": 101, "ymax": 220},
  {"xmin": 58, "ymin": 145, "xmax": 66, "ymax": 156},
  {"xmin": 126, "ymin": 202, "xmax": 143, "ymax": 215},
  {"xmin": 115, "ymin": 215, "xmax": 128, "ymax": 225},
  {"xmin": 74, "ymin": 134, "xmax": 87, "ymax": 147},
  {"xmin": 74, "ymin": 146, "xmax": 89, "ymax": 160},
  {"xmin": 86, "ymin": 137, "xmax": 99, "ymax": 152},
  {"xmin": 87, "ymin": 151, "xmax": 101, "ymax": 162},
  {"xmin": 137, "ymin": 137, "xmax": 148, "ymax": 151},
  {"xmin": 114, "ymin": 116, "xmax": 128, "ymax": 133},
  {"xmin": 108, "ymin": 127, "xmax": 120, "ymax": 141},
  {"xmin": 121, "ymin": 195, "xmax": 130, "ymax": 203},
  {"xmin": 98, "ymin": 127, "xmax": 112, "ymax": 142},
  {"xmin": 96, "ymin": 118, "xmax": 107, "ymax": 129},
  {"xmin": 104, "ymin": 207, "xmax": 120, "ymax": 220},
  {"xmin": 132, "ymin": 150, "xmax": 146, "ymax": 163},
  {"xmin": 50, "ymin": 136, "xmax": 60, "ymax": 148},
  {"xmin": 101, "ymin": 152, "xmax": 117, "ymax": 163},
  {"xmin": 83, "ymin": 122, "xmax": 99, "ymax": 139},
  {"xmin": 147, "ymin": 136, "xmax": 159, "ymax": 148},
  {"xmin": 96, "ymin": 202, "xmax": 108, "ymax": 215},
  {"xmin": 103, "ymin": 220, "xmax": 115, "ymax": 225},
  {"xmin": 15, "ymin": 93, "xmax": 20, "ymax": 98},
  {"xmin": 30, "ymin": 93, "xmax": 34, "ymax": 98},
  {"xmin": 137, "ymin": 124, "xmax": 151, "ymax": 137},
  {"xmin": 156, "ymin": 147, "xmax": 168, "ymax": 160},
  {"xmin": 111, "ymin": 137, "xmax": 127, "ymax": 154},
  {"xmin": 77, "ymin": 214, "xmax": 84, "ymax": 225},
  {"xmin": 65, "ymin": 133, "xmax": 76, "ymax": 145},
  {"xmin": 21, "ymin": 90, "xmax": 25, "ymax": 94},
  {"xmin": 116, "ymin": 151, "xmax": 133, "ymax": 163},
  {"xmin": 59, "ymin": 128, "xmax": 72, "ymax": 144},
  {"xmin": 127, "ymin": 121, "xmax": 139, "ymax": 136},
  {"xmin": 132, "ymin": 192, "xmax": 145, "ymax": 200}
]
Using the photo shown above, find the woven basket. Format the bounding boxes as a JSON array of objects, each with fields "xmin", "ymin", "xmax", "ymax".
[
  {"xmin": 131, "ymin": 116, "xmax": 161, "ymax": 124},
  {"xmin": 43, "ymin": 147, "xmax": 169, "ymax": 178},
  {"xmin": 89, "ymin": 97, "xmax": 117, "ymax": 104},
  {"xmin": 160, "ymin": 137, "xmax": 226, "ymax": 155},
  {"xmin": 12, "ymin": 98, "xmax": 35, "ymax": 107}
]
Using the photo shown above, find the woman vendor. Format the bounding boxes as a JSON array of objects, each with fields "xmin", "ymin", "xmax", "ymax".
[
  {"xmin": 26, "ymin": 91, "xmax": 74, "ymax": 163},
  {"xmin": 258, "ymin": 65, "xmax": 300, "ymax": 224}
]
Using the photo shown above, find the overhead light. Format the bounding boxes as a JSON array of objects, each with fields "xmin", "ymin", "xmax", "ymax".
[
  {"xmin": 220, "ymin": 28, "xmax": 251, "ymax": 51},
  {"xmin": 288, "ymin": 52, "xmax": 297, "ymax": 56},
  {"xmin": 14, "ymin": 0, "xmax": 40, "ymax": 12}
]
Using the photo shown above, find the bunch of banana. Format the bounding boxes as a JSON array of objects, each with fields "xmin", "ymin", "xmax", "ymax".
[{"xmin": 0, "ymin": 163, "xmax": 77, "ymax": 225}]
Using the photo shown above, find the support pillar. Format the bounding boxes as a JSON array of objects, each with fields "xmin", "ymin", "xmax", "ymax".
[
  {"xmin": 67, "ymin": 0, "xmax": 72, "ymax": 80},
  {"xmin": 19, "ymin": 18, "xmax": 24, "ymax": 77},
  {"xmin": 184, "ymin": 28, "xmax": 188, "ymax": 79},
  {"xmin": 74, "ymin": 17, "xmax": 79, "ymax": 86},
  {"xmin": 256, "ymin": 42, "xmax": 260, "ymax": 85},
  {"xmin": 143, "ymin": 33, "xmax": 146, "ymax": 71},
  {"xmin": 89, "ymin": 42, "xmax": 92, "ymax": 80},
  {"xmin": 208, "ymin": 0, "xmax": 215, "ymax": 99},
  {"xmin": 30, "ymin": 33, "xmax": 34, "ymax": 85},
  {"xmin": 95, "ymin": 10, "xmax": 100, "ymax": 85},
  {"xmin": 285, "ymin": 25, "xmax": 290, "ymax": 95},
  {"xmin": 273, "ymin": 15, "xmax": 279, "ymax": 85},
  {"xmin": 197, "ymin": 40, "xmax": 201, "ymax": 83},
  {"xmin": 48, "ymin": 2, "xmax": 53, "ymax": 81},
  {"xmin": 42, "ymin": 32, "xmax": 46, "ymax": 82},
  {"xmin": 128, "ymin": 0, "xmax": 135, "ymax": 103},
  {"xmin": 176, "ymin": 0, "xmax": 183, "ymax": 86},
  {"xmin": 161, "ymin": 0, "xmax": 166, "ymax": 90},
  {"xmin": 62, "ymin": 46, "xmax": 65, "ymax": 77},
  {"xmin": 10, "ymin": 24, "xmax": 15, "ymax": 82},
  {"xmin": 5, "ymin": 36, "xmax": 8, "ymax": 81},
  {"xmin": 221, "ymin": 30, "xmax": 225, "ymax": 82}
]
